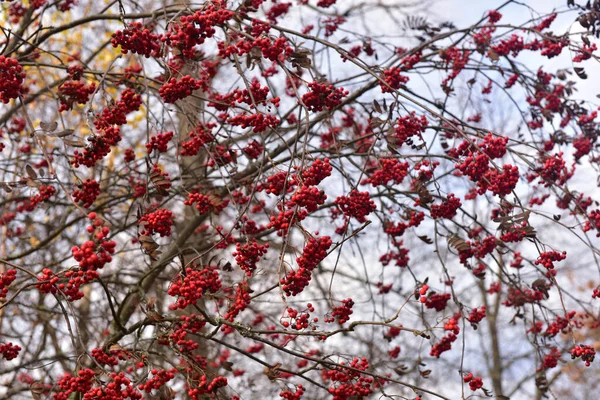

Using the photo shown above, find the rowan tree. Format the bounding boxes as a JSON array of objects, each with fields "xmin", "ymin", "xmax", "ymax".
[{"xmin": 1, "ymin": 0, "xmax": 600, "ymax": 399}]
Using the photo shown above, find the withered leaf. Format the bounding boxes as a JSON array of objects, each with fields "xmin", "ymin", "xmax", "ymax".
[
  {"xmin": 25, "ymin": 164, "xmax": 37, "ymax": 180},
  {"xmin": 40, "ymin": 121, "xmax": 58, "ymax": 132}
]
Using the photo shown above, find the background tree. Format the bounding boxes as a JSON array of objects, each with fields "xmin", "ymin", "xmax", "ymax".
[{"xmin": 0, "ymin": 0, "xmax": 600, "ymax": 399}]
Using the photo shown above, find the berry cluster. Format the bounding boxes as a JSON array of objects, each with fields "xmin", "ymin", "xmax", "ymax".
[
  {"xmin": 72, "ymin": 89, "xmax": 142, "ymax": 168},
  {"xmin": 168, "ymin": 266, "xmax": 222, "ymax": 310},
  {"xmin": 268, "ymin": 208, "xmax": 308, "ymax": 236},
  {"xmin": 430, "ymin": 194, "xmax": 461, "ymax": 220},
  {"xmin": 233, "ymin": 240, "xmax": 269, "ymax": 276},
  {"xmin": 467, "ymin": 306, "xmax": 486, "ymax": 325},
  {"xmin": 138, "ymin": 369, "xmax": 176, "ymax": 393},
  {"xmin": 184, "ymin": 192, "xmax": 227, "ymax": 215},
  {"xmin": 0, "ymin": 56, "xmax": 25, "ymax": 103},
  {"xmin": 380, "ymin": 66, "xmax": 409, "ymax": 93},
  {"xmin": 571, "ymin": 344, "xmax": 596, "ymax": 367},
  {"xmin": 363, "ymin": 158, "xmax": 409, "ymax": 186},
  {"xmin": 322, "ymin": 357, "xmax": 374, "ymax": 399},
  {"xmin": 299, "ymin": 158, "xmax": 332, "ymax": 186},
  {"xmin": 139, "ymin": 208, "xmax": 174, "ymax": 237},
  {"xmin": 289, "ymin": 186, "xmax": 327, "ymax": 212},
  {"xmin": 0, "ymin": 342, "xmax": 21, "ymax": 360},
  {"xmin": 58, "ymin": 80, "xmax": 96, "ymax": 111},
  {"xmin": 146, "ymin": 131, "xmax": 173, "ymax": 154},
  {"xmin": 280, "ymin": 385, "xmax": 305, "ymax": 400},
  {"xmin": 242, "ymin": 139, "xmax": 263, "ymax": 159},
  {"xmin": 0, "ymin": 268, "xmax": 16, "ymax": 299},
  {"xmin": 424, "ymin": 292, "xmax": 451, "ymax": 311},
  {"xmin": 327, "ymin": 298, "xmax": 354, "ymax": 324},
  {"xmin": 227, "ymin": 112, "xmax": 280, "ymax": 133},
  {"xmin": 335, "ymin": 190, "xmax": 376, "ymax": 223},
  {"xmin": 111, "ymin": 22, "xmax": 162, "ymax": 58},
  {"xmin": 535, "ymin": 250, "xmax": 566, "ymax": 270},
  {"xmin": 163, "ymin": 7, "xmax": 234, "ymax": 59},
  {"xmin": 37, "ymin": 213, "xmax": 116, "ymax": 301},
  {"xmin": 72, "ymin": 179, "xmax": 100, "ymax": 208},
  {"xmin": 282, "ymin": 306, "xmax": 313, "ymax": 330},
  {"xmin": 281, "ymin": 236, "xmax": 332, "ymax": 296},
  {"xmin": 463, "ymin": 373, "xmax": 483, "ymax": 391},
  {"xmin": 301, "ymin": 82, "xmax": 348, "ymax": 112},
  {"xmin": 181, "ymin": 122, "xmax": 216, "ymax": 156},
  {"xmin": 392, "ymin": 112, "xmax": 428, "ymax": 146},
  {"xmin": 159, "ymin": 75, "xmax": 202, "ymax": 103},
  {"xmin": 224, "ymin": 281, "xmax": 252, "ymax": 321},
  {"xmin": 17, "ymin": 185, "xmax": 56, "ymax": 213}
]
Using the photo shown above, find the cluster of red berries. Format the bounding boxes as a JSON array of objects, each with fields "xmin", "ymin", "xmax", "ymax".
[
  {"xmin": 467, "ymin": 306, "xmax": 486, "ymax": 325},
  {"xmin": 379, "ymin": 243, "xmax": 410, "ymax": 267},
  {"xmin": 55, "ymin": 369, "xmax": 142, "ymax": 400},
  {"xmin": 430, "ymin": 194, "xmax": 461, "ymax": 220},
  {"xmin": 502, "ymin": 286, "xmax": 545, "ymax": 308},
  {"xmin": 72, "ymin": 179, "xmax": 100, "ymax": 208},
  {"xmin": 227, "ymin": 112, "xmax": 280, "ymax": 133},
  {"xmin": 335, "ymin": 190, "xmax": 376, "ymax": 223},
  {"xmin": 268, "ymin": 208, "xmax": 308, "ymax": 236},
  {"xmin": 383, "ymin": 211, "xmax": 424, "ymax": 239},
  {"xmin": 535, "ymin": 250, "xmax": 566, "ymax": 270},
  {"xmin": 431, "ymin": 312, "xmax": 461, "ymax": 358},
  {"xmin": 138, "ymin": 369, "xmax": 176, "ymax": 393},
  {"xmin": 159, "ymin": 75, "xmax": 202, "ymax": 103},
  {"xmin": 544, "ymin": 311, "xmax": 576, "ymax": 337},
  {"xmin": 72, "ymin": 89, "xmax": 142, "ymax": 168},
  {"xmin": 281, "ymin": 236, "xmax": 332, "ymax": 296},
  {"xmin": 184, "ymin": 192, "xmax": 227, "ymax": 215},
  {"xmin": 163, "ymin": 7, "xmax": 233, "ymax": 59},
  {"xmin": 187, "ymin": 375, "xmax": 228, "ymax": 397},
  {"xmin": 392, "ymin": 112, "xmax": 428, "ymax": 147},
  {"xmin": 0, "ymin": 269, "xmax": 17, "ymax": 298},
  {"xmin": 463, "ymin": 372, "xmax": 483, "ymax": 391},
  {"xmin": 146, "ymin": 131, "xmax": 173, "ymax": 154},
  {"xmin": 58, "ymin": 80, "xmax": 96, "ymax": 111},
  {"xmin": 299, "ymin": 158, "xmax": 332, "ymax": 186},
  {"xmin": 17, "ymin": 185, "xmax": 56, "ymax": 213},
  {"xmin": 301, "ymin": 82, "xmax": 348, "ymax": 112},
  {"xmin": 323, "ymin": 16, "xmax": 346, "ymax": 37},
  {"xmin": 242, "ymin": 139, "xmax": 263, "ymax": 159},
  {"xmin": 440, "ymin": 47, "xmax": 471, "ymax": 86},
  {"xmin": 139, "ymin": 208, "xmax": 174, "ymax": 237},
  {"xmin": 0, "ymin": 56, "xmax": 25, "ymax": 103},
  {"xmin": 280, "ymin": 385, "xmax": 305, "ymax": 400},
  {"xmin": 181, "ymin": 122, "xmax": 216, "ymax": 156},
  {"xmin": 322, "ymin": 357, "xmax": 374, "ymax": 399},
  {"xmin": 0, "ymin": 342, "xmax": 21, "ymax": 360},
  {"xmin": 37, "ymin": 213, "xmax": 115, "ymax": 301},
  {"xmin": 380, "ymin": 66, "xmax": 409, "ymax": 93},
  {"xmin": 289, "ymin": 186, "xmax": 327, "ymax": 212},
  {"xmin": 72, "ymin": 214, "xmax": 116, "ymax": 271},
  {"xmin": 224, "ymin": 281, "xmax": 252, "ymax": 321},
  {"xmin": 168, "ymin": 266, "xmax": 222, "ymax": 310},
  {"xmin": 571, "ymin": 344, "xmax": 596, "ymax": 367},
  {"xmin": 258, "ymin": 171, "xmax": 294, "ymax": 196},
  {"xmin": 543, "ymin": 347, "xmax": 561, "ymax": 369},
  {"xmin": 111, "ymin": 22, "xmax": 162, "ymax": 58},
  {"xmin": 363, "ymin": 158, "xmax": 409, "ymax": 186},
  {"xmin": 424, "ymin": 292, "xmax": 451, "ymax": 311},
  {"xmin": 430, "ymin": 333, "xmax": 457, "ymax": 358},
  {"xmin": 282, "ymin": 307, "xmax": 313, "ymax": 330},
  {"xmin": 91, "ymin": 348, "xmax": 119, "ymax": 366},
  {"xmin": 326, "ymin": 298, "xmax": 354, "ymax": 324},
  {"xmin": 491, "ymin": 34, "xmax": 525, "ymax": 57},
  {"xmin": 573, "ymin": 136, "xmax": 592, "ymax": 160},
  {"xmin": 232, "ymin": 240, "xmax": 269, "ymax": 276}
]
